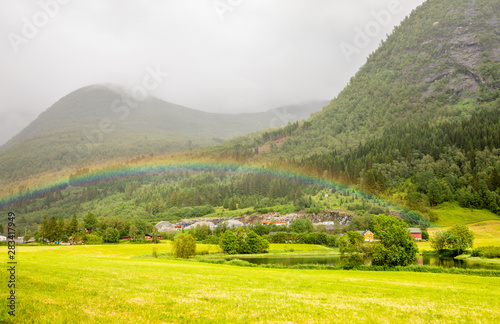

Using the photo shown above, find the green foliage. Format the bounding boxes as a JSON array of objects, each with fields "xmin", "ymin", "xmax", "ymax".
[
  {"xmin": 103, "ymin": 227, "xmax": 120, "ymax": 243},
  {"xmin": 221, "ymin": 231, "xmax": 239, "ymax": 255},
  {"xmin": 84, "ymin": 233, "xmax": 102, "ymax": 245},
  {"xmin": 220, "ymin": 229, "xmax": 269, "ymax": 255},
  {"xmin": 471, "ymin": 246, "xmax": 500, "ymax": 259},
  {"xmin": 83, "ymin": 211, "xmax": 98, "ymax": 231},
  {"xmin": 289, "ymin": 218, "xmax": 314, "ymax": 233},
  {"xmin": 128, "ymin": 224, "xmax": 139, "ymax": 241},
  {"xmin": 448, "ymin": 224, "xmax": 475, "ymax": 254},
  {"xmin": 339, "ymin": 231, "xmax": 367, "ymax": 268},
  {"xmin": 68, "ymin": 214, "xmax": 78, "ymax": 236},
  {"xmin": 431, "ymin": 225, "xmax": 475, "ymax": 255},
  {"xmin": 371, "ymin": 215, "xmax": 418, "ymax": 267},
  {"xmin": 172, "ymin": 234, "xmax": 196, "ymax": 259}
]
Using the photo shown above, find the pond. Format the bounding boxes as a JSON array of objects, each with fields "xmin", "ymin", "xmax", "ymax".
[{"xmin": 228, "ymin": 255, "xmax": 500, "ymax": 270}]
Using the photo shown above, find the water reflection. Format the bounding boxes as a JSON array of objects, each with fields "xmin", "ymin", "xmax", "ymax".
[{"xmin": 229, "ymin": 255, "xmax": 500, "ymax": 270}]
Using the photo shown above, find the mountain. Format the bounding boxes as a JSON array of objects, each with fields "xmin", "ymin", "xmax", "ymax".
[
  {"xmin": 0, "ymin": 84, "xmax": 327, "ymax": 183},
  {"xmin": 215, "ymin": 0, "xmax": 500, "ymax": 217}
]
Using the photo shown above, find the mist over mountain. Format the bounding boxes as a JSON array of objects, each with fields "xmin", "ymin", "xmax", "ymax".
[{"xmin": 0, "ymin": 84, "xmax": 327, "ymax": 183}]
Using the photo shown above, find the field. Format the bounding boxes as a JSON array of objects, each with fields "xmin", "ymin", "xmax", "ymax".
[
  {"xmin": 2, "ymin": 244, "xmax": 500, "ymax": 323},
  {"xmin": 430, "ymin": 202, "xmax": 500, "ymax": 227}
]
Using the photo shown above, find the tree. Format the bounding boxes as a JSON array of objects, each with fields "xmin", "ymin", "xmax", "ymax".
[
  {"xmin": 151, "ymin": 227, "xmax": 160, "ymax": 244},
  {"xmin": 47, "ymin": 216, "xmax": 58, "ymax": 242},
  {"xmin": 83, "ymin": 211, "xmax": 98, "ymax": 231},
  {"xmin": 431, "ymin": 225, "xmax": 474, "ymax": 255},
  {"xmin": 57, "ymin": 216, "xmax": 65, "ymax": 241},
  {"xmin": 221, "ymin": 230, "xmax": 239, "ymax": 255},
  {"xmin": 172, "ymin": 234, "xmax": 196, "ymax": 258},
  {"xmin": 128, "ymin": 224, "xmax": 139, "ymax": 241},
  {"xmin": 103, "ymin": 227, "xmax": 120, "ymax": 243},
  {"xmin": 447, "ymin": 224, "xmax": 474, "ymax": 254},
  {"xmin": 289, "ymin": 218, "xmax": 313, "ymax": 233},
  {"xmin": 40, "ymin": 215, "xmax": 48, "ymax": 243},
  {"xmin": 246, "ymin": 231, "xmax": 269, "ymax": 254},
  {"xmin": 339, "ymin": 231, "xmax": 367, "ymax": 267},
  {"xmin": 0, "ymin": 223, "xmax": 3, "ymax": 234},
  {"xmin": 371, "ymin": 214, "xmax": 418, "ymax": 267},
  {"xmin": 430, "ymin": 231, "xmax": 449, "ymax": 252},
  {"xmin": 68, "ymin": 213, "xmax": 78, "ymax": 236}
]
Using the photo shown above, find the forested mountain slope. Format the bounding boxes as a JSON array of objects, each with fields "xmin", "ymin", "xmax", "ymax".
[{"xmin": 214, "ymin": 0, "xmax": 500, "ymax": 216}]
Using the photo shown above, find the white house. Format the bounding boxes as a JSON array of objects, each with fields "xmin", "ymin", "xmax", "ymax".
[{"xmin": 0, "ymin": 234, "xmax": 7, "ymax": 242}]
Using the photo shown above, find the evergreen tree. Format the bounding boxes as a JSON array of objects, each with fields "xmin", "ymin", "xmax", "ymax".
[
  {"xmin": 83, "ymin": 211, "xmax": 98, "ymax": 231},
  {"xmin": 68, "ymin": 213, "xmax": 78, "ymax": 236},
  {"xmin": 40, "ymin": 215, "xmax": 48, "ymax": 243},
  {"xmin": 47, "ymin": 216, "xmax": 57, "ymax": 242},
  {"xmin": 57, "ymin": 216, "xmax": 65, "ymax": 241},
  {"xmin": 0, "ymin": 223, "xmax": 3, "ymax": 234}
]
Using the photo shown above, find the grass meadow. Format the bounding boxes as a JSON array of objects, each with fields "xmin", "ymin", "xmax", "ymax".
[
  {"xmin": 2, "ymin": 243, "xmax": 500, "ymax": 323},
  {"xmin": 431, "ymin": 202, "xmax": 500, "ymax": 227}
]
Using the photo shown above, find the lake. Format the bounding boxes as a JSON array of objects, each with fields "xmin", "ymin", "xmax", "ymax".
[{"xmin": 229, "ymin": 254, "xmax": 500, "ymax": 270}]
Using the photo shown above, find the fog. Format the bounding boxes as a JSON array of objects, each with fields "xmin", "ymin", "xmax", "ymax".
[{"xmin": 0, "ymin": 0, "xmax": 426, "ymax": 145}]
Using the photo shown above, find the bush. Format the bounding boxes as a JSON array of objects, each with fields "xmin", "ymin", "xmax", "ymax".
[
  {"xmin": 84, "ymin": 233, "xmax": 102, "ymax": 245},
  {"xmin": 471, "ymin": 246, "xmax": 500, "ymax": 258},
  {"xmin": 172, "ymin": 234, "xmax": 196, "ymax": 259},
  {"xmin": 220, "ymin": 229, "xmax": 269, "ymax": 254}
]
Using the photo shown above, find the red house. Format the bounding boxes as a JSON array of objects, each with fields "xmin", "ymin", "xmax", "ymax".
[{"xmin": 408, "ymin": 228, "xmax": 422, "ymax": 240}]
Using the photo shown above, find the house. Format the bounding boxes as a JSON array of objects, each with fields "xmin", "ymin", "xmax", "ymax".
[
  {"xmin": 145, "ymin": 233, "xmax": 162, "ymax": 240},
  {"xmin": 357, "ymin": 230, "xmax": 375, "ymax": 242},
  {"xmin": 26, "ymin": 237, "xmax": 36, "ymax": 244},
  {"xmin": 121, "ymin": 236, "xmax": 130, "ymax": 241},
  {"xmin": 408, "ymin": 228, "xmax": 422, "ymax": 240},
  {"xmin": 261, "ymin": 220, "xmax": 287, "ymax": 226},
  {"xmin": 0, "ymin": 234, "xmax": 7, "ymax": 242}
]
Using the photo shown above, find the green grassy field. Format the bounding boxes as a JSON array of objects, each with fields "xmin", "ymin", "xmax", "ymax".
[
  {"xmin": 431, "ymin": 202, "xmax": 500, "ymax": 227},
  {"xmin": 2, "ymin": 244, "xmax": 500, "ymax": 323}
]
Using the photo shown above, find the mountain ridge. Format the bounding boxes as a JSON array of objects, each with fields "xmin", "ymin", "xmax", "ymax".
[{"xmin": 0, "ymin": 84, "xmax": 328, "ymax": 183}]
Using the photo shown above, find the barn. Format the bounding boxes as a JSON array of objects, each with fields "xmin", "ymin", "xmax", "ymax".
[{"xmin": 408, "ymin": 228, "xmax": 422, "ymax": 240}]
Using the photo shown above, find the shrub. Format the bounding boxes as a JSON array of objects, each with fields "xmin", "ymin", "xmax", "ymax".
[{"xmin": 172, "ymin": 234, "xmax": 196, "ymax": 259}]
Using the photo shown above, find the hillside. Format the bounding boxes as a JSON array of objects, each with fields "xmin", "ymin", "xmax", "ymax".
[
  {"xmin": 0, "ymin": 84, "xmax": 327, "ymax": 183},
  {"xmin": 1, "ymin": 0, "xmax": 499, "ymax": 233},
  {"xmin": 212, "ymin": 0, "xmax": 500, "ymax": 218}
]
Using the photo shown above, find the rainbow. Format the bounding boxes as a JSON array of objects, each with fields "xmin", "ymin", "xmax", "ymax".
[{"xmin": 0, "ymin": 161, "xmax": 429, "ymax": 226}]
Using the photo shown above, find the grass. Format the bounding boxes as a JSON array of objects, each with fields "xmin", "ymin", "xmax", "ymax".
[
  {"xmin": 431, "ymin": 202, "xmax": 500, "ymax": 227},
  {"xmin": 2, "ymin": 244, "xmax": 500, "ymax": 323},
  {"xmin": 418, "ymin": 220, "xmax": 500, "ymax": 251}
]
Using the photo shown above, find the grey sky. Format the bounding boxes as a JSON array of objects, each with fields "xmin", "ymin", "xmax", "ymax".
[{"xmin": 0, "ymin": 0, "xmax": 426, "ymax": 146}]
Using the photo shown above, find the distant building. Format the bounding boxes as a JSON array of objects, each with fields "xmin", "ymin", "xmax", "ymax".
[
  {"xmin": 0, "ymin": 234, "xmax": 7, "ymax": 242},
  {"xmin": 222, "ymin": 220, "xmax": 244, "ymax": 228},
  {"xmin": 155, "ymin": 221, "xmax": 175, "ymax": 232},
  {"xmin": 408, "ymin": 228, "xmax": 422, "ymax": 240},
  {"xmin": 184, "ymin": 221, "xmax": 215, "ymax": 231},
  {"xmin": 357, "ymin": 230, "xmax": 374, "ymax": 242},
  {"xmin": 261, "ymin": 220, "xmax": 287, "ymax": 226},
  {"xmin": 145, "ymin": 233, "xmax": 162, "ymax": 240}
]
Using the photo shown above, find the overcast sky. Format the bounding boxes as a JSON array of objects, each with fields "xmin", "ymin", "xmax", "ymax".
[{"xmin": 0, "ymin": 0, "xmax": 426, "ymax": 145}]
